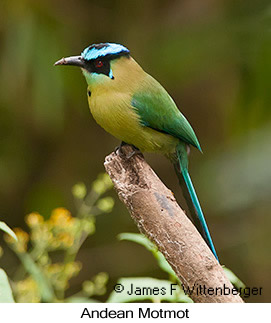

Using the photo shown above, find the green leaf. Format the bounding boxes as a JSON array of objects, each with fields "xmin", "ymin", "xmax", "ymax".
[
  {"xmin": 223, "ymin": 267, "xmax": 246, "ymax": 289},
  {"xmin": 0, "ymin": 221, "xmax": 17, "ymax": 241},
  {"xmin": 155, "ymin": 252, "xmax": 177, "ymax": 278},
  {"xmin": 118, "ymin": 233, "xmax": 156, "ymax": 252},
  {"xmin": 118, "ymin": 233, "xmax": 177, "ymax": 277},
  {"xmin": 107, "ymin": 277, "xmax": 193, "ymax": 303},
  {"xmin": 0, "ymin": 268, "xmax": 15, "ymax": 302}
]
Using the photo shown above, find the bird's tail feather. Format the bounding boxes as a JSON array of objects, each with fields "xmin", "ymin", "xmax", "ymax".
[{"xmin": 174, "ymin": 144, "xmax": 219, "ymax": 261}]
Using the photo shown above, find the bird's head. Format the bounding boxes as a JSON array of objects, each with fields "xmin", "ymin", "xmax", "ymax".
[{"xmin": 54, "ymin": 42, "xmax": 141, "ymax": 90}]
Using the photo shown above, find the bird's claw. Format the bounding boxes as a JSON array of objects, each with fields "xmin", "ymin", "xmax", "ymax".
[
  {"xmin": 114, "ymin": 141, "xmax": 126, "ymax": 157},
  {"xmin": 114, "ymin": 142, "xmax": 142, "ymax": 160},
  {"xmin": 125, "ymin": 149, "xmax": 142, "ymax": 160}
]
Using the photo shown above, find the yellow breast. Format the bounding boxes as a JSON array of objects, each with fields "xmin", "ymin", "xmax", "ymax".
[
  {"xmin": 85, "ymin": 57, "xmax": 178, "ymax": 155},
  {"xmin": 88, "ymin": 90, "xmax": 140, "ymax": 144},
  {"xmin": 88, "ymin": 89, "xmax": 177, "ymax": 154}
]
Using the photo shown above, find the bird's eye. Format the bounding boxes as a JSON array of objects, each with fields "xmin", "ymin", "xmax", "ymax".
[{"xmin": 95, "ymin": 60, "xmax": 103, "ymax": 68}]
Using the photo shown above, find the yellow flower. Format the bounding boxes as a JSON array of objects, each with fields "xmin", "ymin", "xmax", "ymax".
[
  {"xmin": 45, "ymin": 262, "xmax": 82, "ymax": 291},
  {"xmin": 30, "ymin": 225, "xmax": 53, "ymax": 245},
  {"xmin": 25, "ymin": 212, "xmax": 44, "ymax": 227},
  {"xmin": 15, "ymin": 277, "xmax": 40, "ymax": 303},
  {"xmin": 65, "ymin": 261, "xmax": 82, "ymax": 278},
  {"xmin": 5, "ymin": 228, "xmax": 29, "ymax": 253},
  {"xmin": 46, "ymin": 263, "xmax": 64, "ymax": 275},
  {"xmin": 56, "ymin": 232, "xmax": 74, "ymax": 247},
  {"xmin": 49, "ymin": 208, "xmax": 75, "ymax": 228}
]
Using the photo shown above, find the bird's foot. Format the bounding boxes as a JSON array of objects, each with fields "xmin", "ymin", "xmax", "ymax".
[
  {"xmin": 126, "ymin": 147, "xmax": 142, "ymax": 160},
  {"xmin": 114, "ymin": 141, "xmax": 128, "ymax": 157},
  {"xmin": 115, "ymin": 142, "xmax": 142, "ymax": 160}
]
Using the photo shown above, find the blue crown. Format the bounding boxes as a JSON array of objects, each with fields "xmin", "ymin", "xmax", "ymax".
[{"xmin": 81, "ymin": 43, "xmax": 130, "ymax": 61}]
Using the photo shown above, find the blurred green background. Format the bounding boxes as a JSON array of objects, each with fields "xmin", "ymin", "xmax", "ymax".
[{"xmin": 0, "ymin": 0, "xmax": 270, "ymax": 302}]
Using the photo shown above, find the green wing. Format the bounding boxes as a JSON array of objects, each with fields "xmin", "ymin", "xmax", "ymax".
[{"xmin": 131, "ymin": 75, "xmax": 201, "ymax": 151}]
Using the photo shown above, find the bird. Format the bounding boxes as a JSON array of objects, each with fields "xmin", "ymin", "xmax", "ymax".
[{"xmin": 55, "ymin": 42, "xmax": 219, "ymax": 261}]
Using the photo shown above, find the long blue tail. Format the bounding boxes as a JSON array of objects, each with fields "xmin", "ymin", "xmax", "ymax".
[
  {"xmin": 182, "ymin": 168, "xmax": 218, "ymax": 261},
  {"xmin": 174, "ymin": 143, "xmax": 219, "ymax": 261}
]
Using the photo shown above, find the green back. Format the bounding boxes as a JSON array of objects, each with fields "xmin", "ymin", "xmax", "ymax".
[{"xmin": 131, "ymin": 74, "xmax": 201, "ymax": 151}]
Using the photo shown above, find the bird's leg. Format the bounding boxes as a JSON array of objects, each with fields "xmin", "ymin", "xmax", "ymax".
[
  {"xmin": 126, "ymin": 145, "xmax": 142, "ymax": 160},
  {"xmin": 115, "ymin": 141, "xmax": 142, "ymax": 159},
  {"xmin": 115, "ymin": 141, "xmax": 128, "ymax": 156}
]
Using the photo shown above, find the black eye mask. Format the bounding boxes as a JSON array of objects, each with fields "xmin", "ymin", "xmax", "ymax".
[
  {"xmin": 83, "ymin": 53, "xmax": 130, "ymax": 79},
  {"xmin": 84, "ymin": 59, "xmax": 112, "ymax": 78}
]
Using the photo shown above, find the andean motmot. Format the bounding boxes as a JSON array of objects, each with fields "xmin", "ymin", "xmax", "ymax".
[{"xmin": 55, "ymin": 42, "xmax": 219, "ymax": 261}]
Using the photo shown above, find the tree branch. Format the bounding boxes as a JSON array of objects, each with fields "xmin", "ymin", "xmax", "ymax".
[{"xmin": 104, "ymin": 145, "xmax": 244, "ymax": 303}]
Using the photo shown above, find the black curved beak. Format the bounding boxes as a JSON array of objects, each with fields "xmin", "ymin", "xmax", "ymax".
[{"xmin": 54, "ymin": 55, "xmax": 85, "ymax": 68}]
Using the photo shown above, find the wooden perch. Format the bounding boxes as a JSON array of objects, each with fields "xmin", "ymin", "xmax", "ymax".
[{"xmin": 104, "ymin": 145, "xmax": 244, "ymax": 303}]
